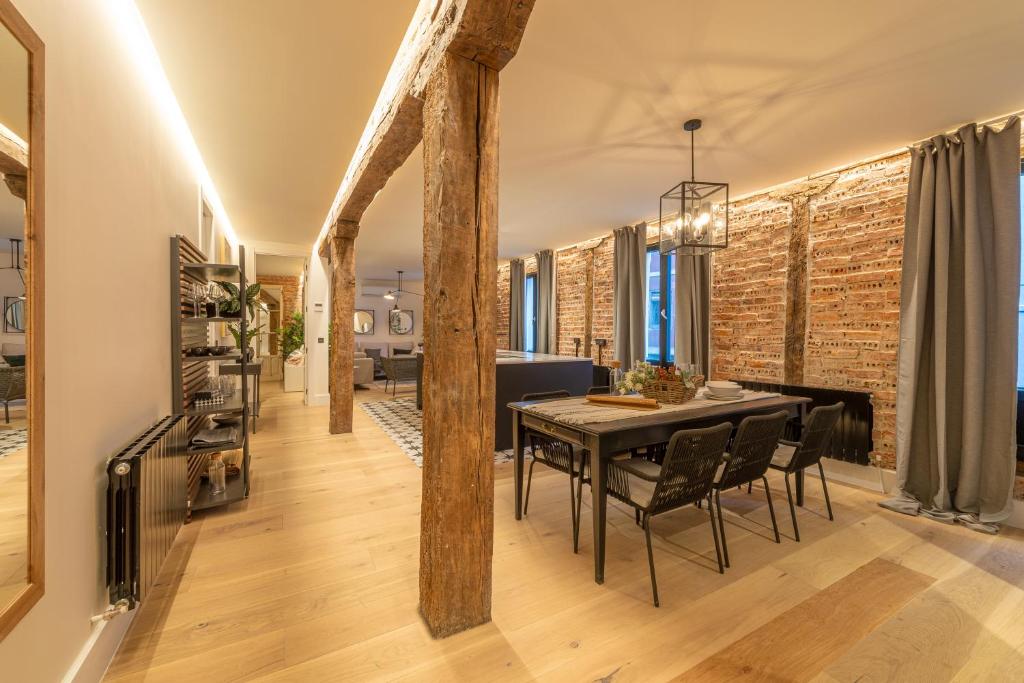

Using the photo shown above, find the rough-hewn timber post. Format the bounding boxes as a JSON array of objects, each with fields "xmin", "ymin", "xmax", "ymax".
[
  {"xmin": 328, "ymin": 219, "xmax": 359, "ymax": 434},
  {"xmin": 419, "ymin": 51, "xmax": 498, "ymax": 638},
  {"xmin": 773, "ymin": 176, "xmax": 838, "ymax": 385}
]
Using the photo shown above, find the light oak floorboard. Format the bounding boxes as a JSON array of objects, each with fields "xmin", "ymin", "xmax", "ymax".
[{"xmin": 106, "ymin": 382, "xmax": 1024, "ymax": 682}]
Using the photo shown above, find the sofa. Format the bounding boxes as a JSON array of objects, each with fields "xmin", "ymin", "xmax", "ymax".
[{"xmin": 353, "ymin": 351, "xmax": 375, "ymax": 386}]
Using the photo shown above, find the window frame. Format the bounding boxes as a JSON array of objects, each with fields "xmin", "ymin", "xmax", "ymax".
[
  {"xmin": 524, "ymin": 272, "xmax": 538, "ymax": 353},
  {"xmin": 645, "ymin": 245, "xmax": 674, "ymax": 365}
]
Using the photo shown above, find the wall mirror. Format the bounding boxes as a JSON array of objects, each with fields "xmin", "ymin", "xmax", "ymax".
[
  {"xmin": 389, "ymin": 309, "xmax": 414, "ymax": 335},
  {"xmin": 0, "ymin": 0, "xmax": 43, "ymax": 642},
  {"xmin": 3, "ymin": 294, "xmax": 23, "ymax": 333},
  {"xmin": 354, "ymin": 309, "xmax": 374, "ymax": 335}
]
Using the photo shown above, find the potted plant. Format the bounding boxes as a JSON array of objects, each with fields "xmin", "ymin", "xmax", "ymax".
[
  {"xmin": 227, "ymin": 322, "xmax": 263, "ymax": 361},
  {"xmin": 277, "ymin": 311, "xmax": 304, "ymax": 359},
  {"xmin": 215, "ymin": 281, "xmax": 261, "ymax": 319}
]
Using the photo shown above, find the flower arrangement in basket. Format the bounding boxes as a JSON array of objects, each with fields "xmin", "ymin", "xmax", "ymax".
[{"xmin": 616, "ymin": 361, "xmax": 705, "ymax": 404}]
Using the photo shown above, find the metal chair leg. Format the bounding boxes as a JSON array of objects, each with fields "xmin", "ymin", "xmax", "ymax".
[
  {"xmin": 784, "ymin": 473, "xmax": 800, "ymax": 542},
  {"xmin": 574, "ymin": 451, "xmax": 585, "ymax": 551},
  {"xmin": 635, "ymin": 508, "xmax": 641, "ymax": 526},
  {"xmin": 818, "ymin": 461, "xmax": 834, "ymax": 521},
  {"xmin": 573, "ymin": 466, "xmax": 581, "ymax": 552},
  {"xmin": 523, "ymin": 458, "xmax": 537, "ymax": 515},
  {"xmin": 715, "ymin": 489, "xmax": 729, "ymax": 568},
  {"xmin": 763, "ymin": 476, "xmax": 780, "ymax": 543},
  {"xmin": 643, "ymin": 514, "xmax": 659, "ymax": 607},
  {"xmin": 707, "ymin": 494, "xmax": 724, "ymax": 574}
]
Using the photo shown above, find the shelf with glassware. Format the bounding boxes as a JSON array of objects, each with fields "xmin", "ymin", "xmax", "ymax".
[{"xmin": 170, "ymin": 235, "xmax": 257, "ymax": 516}]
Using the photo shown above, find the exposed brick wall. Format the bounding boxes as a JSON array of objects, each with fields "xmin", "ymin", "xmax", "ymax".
[
  {"xmin": 256, "ymin": 274, "xmax": 302, "ymax": 322},
  {"xmin": 710, "ymin": 153, "xmax": 909, "ymax": 469},
  {"xmin": 496, "ymin": 264, "xmax": 510, "ymax": 350},
  {"xmin": 805, "ymin": 155, "xmax": 910, "ymax": 465},
  {"xmin": 495, "ymin": 147, "xmax": 1024, "ymax": 496},
  {"xmin": 710, "ymin": 198, "xmax": 792, "ymax": 382}
]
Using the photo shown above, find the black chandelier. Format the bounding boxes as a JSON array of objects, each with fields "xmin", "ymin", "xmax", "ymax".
[
  {"xmin": 659, "ymin": 119, "xmax": 729, "ymax": 255},
  {"xmin": 382, "ymin": 270, "xmax": 422, "ymax": 311},
  {"xmin": 0, "ymin": 238, "xmax": 24, "ymax": 287}
]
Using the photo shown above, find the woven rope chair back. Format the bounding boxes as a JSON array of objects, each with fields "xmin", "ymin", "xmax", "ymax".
[
  {"xmin": 717, "ymin": 411, "xmax": 788, "ymax": 489},
  {"xmin": 789, "ymin": 402, "xmax": 844, "ymax": 471},
  {"xmin": 648, "ymin": 422, "xmax": 732, "ymax": 514},
  {"xmin": 521, "ymin": 390, "xmax": 574, "ymax": 470}
]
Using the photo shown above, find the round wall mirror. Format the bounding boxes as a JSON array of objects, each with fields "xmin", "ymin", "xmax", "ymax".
[
  {"xmin": 3, "ymin": 296, "xmax": 23, "ymax": 333},
  {"xmin": 389, "ymin": 309, "xmax": 414, "ymax": 335},
  {"xmin": 354, "ymin": 309, "xmax": 374, "ymax": 335}
]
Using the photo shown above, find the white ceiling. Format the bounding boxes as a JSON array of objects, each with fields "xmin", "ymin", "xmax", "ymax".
[
  {"xmin": 254, "ymin": 253, "xmax": 305, "ymax": 277},
  {"xmin": 136, "ymin": 0, "xmax": 418, "ymax": 247},
  {"xmin": 142, "ymin": 0, "xmax": 1024, "ymax": 280}
]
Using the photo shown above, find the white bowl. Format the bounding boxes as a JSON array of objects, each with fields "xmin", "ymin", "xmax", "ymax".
[{"xmin": 706, "ymin": 380, "xmax": 740, "ymax": 390}]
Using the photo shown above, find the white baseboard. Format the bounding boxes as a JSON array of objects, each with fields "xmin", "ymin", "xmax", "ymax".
[
  {"xmin": 306, "ymin": 392, "xmax": 329, "ymax": 407},
  {"xmin": 810, "ymin": 460, "xmax": 1024, "ymax": 531},
  {"xmin": 62, "ymin": 610, "xmax": 135, "ymax": 683}
]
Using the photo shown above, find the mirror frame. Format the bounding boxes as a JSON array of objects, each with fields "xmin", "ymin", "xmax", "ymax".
[
  {"xmin": 354, "ymin": 308, "xmax": 374, "ymax": 335},
  {"xmin": 0, "ymin": 0, "xmax": 44, "ymax": 642},
  {"xmin": 389, "ymin": 309, "xmax": 414, "ymax": 335}
]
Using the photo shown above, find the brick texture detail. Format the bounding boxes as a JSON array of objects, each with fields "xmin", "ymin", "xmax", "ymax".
[{"xmin": 256, "ymin": 274, "xmax": 302, "ymax": 322}]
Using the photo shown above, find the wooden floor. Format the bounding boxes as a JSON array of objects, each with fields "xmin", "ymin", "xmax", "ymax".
[{"xmin": 105, "ymin": 381, "xmax": 1024, "ymax": 682}]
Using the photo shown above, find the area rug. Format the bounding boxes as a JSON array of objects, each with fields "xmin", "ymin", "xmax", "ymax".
[
  {"xmin": 360, "ymin": 398, "xmax": 515, "ymax": 468},
  {"xmin": 0, "ymin": 427, "xmax": 27, "ymax": 458}
]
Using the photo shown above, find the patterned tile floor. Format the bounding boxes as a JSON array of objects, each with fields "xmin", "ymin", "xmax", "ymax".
[
  {"xmin": 0, "ymin": 427, "xmax": 26, "ymax": 458},
  {"xmin": 359, "ymin": 397, "xmax": 515, "ymax": 467}
]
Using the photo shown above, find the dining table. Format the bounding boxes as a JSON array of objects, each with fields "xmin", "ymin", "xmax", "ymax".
[{"xmin": 509, "ymin": 390, "xmax": 813, "ymax": 584}]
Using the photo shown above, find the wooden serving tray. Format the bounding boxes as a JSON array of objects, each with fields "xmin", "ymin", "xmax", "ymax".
[{"xmin": 585, "ymin": 394, "xmax": 660, "ymax": 410}]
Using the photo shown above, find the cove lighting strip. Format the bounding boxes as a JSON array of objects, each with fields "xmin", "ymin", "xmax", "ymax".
[{"xmin": 102, "ymin": 0, "xmax": 240, "ymax": 248}]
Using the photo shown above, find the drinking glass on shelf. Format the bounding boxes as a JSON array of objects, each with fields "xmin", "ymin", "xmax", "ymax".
[{"xmin": 188, "ymin": 282, "xmax": 202, "ymax": 318}]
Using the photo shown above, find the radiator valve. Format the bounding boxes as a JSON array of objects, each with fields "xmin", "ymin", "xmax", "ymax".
[{"xmin": 91, "ymin": 599, "xmax": 132, "ymax": 623}]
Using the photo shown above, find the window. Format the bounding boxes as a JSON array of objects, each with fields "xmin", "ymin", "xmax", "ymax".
[
  {"xmin": 524, "ymin": 273, "xmax": 537, "ymax": 353},
  {"xmin": 645, "ymin": 246, "xmax": 675, "ymax": 363}
]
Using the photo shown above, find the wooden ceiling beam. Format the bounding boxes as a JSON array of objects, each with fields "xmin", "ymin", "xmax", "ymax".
[{"xmin": 318, "ymin": 0, "xmax": 535, "ymax": 257}]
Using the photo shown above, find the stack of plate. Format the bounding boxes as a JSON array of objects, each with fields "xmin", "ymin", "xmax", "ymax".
[{"xmin": 705, "ymin": 380, "xmax": 743, "ymax": 401}]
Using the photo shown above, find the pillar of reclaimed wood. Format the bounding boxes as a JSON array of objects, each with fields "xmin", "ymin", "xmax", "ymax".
[
  {"xmin": 328, "ymin": 220, "xmax": 359, "ymax": 434},
  {"xmin": 418, "ymin": 51, "xmax": 498, "ymax": 638}
]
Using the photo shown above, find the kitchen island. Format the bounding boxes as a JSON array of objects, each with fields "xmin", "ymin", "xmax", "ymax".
[{"xmin": 416, "ymin": 350, "xmax": 595, "ymax": 450}]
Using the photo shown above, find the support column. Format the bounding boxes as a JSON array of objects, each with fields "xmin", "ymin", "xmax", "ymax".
[
  {"xmin": 328, "ymin": 219, "xmax": 359, "ymax": 434},
  {"xmin": 773, "ymin": 176, "xmax": 838, "ymax": 385},
  {"xmin": 419, "ymin": 51, "xmax": 498, "ymax": 638}
]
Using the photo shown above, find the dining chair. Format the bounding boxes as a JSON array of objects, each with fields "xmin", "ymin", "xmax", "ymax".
[
  {"xmin": 521, "ymin": 390, "xmax": 589, "ymax": 553},
  {"xmin": 711, "ymin": 411, "xmax": 789, "ymax": 568},
  {"xmin": 607, "ymin": 422, "xmax": 733, "ymax": 606},
  {"xmin": 768, "ymin": 401, "xmax": 844, "ymax": 542}
]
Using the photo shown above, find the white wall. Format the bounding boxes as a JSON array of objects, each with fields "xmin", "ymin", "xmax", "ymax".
[
  {"xmin": 354, "ymin": 278, "xmax": 423, "ymax": 348},
  {"xmin": 304, "ymin": 253, "xmax": 330, "ymax": 406},
  {"xmin": 0, "ymin": 1, "xmax": 236, "ymax": 680}
]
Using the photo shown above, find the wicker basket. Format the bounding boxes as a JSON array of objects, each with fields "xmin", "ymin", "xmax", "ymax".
[{"xmin": 640, "ymin": 378, "xmax": 698, "ymax": 404}]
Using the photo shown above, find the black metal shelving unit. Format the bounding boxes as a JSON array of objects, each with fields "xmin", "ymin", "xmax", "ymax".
[{"xmin": 170, "ymin": 236, "xmax": 253, "ymax": 518}]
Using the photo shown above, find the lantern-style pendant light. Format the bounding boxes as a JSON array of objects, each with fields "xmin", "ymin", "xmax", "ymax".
[{"xmin": 659, "ymin": 119, "xmax": 729, "ymax": 255}]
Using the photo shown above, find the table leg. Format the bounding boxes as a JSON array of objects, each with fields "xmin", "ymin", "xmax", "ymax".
[
  {"xmin": 513, "ymin": 411, "xmax": 524, "ymax": 520},
  {"xmin": 588, "ymin": 437, "xmax": 608, "ymax": 584},
  {"xmin": 796, "ymin": 403, "xmax": 807, "ymax": 506}
]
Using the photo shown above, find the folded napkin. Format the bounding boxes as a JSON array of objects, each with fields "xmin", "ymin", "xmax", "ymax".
[{"xmin": 192, "ymin": 427, "xmax": 237, "ymax": 446}]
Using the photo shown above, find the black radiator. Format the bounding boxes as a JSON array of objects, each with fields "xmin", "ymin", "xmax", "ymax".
[
  {"xmin": 106, "ymin": 415, "xmax": 188, "ymax": 608},
  {"xmin": 735, "ymin": 381, "xmax": 874, "ymax": 465}
]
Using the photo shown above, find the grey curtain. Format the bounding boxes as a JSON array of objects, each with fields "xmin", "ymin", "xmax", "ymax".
[
  {"xmin": 535, "ymin": 249, "xmax": 556, "ymax": 354},
  {"xmin": 674, "ymin": 252, "xmax": 711, "ymax": 376},
  {"xmin": 613, "ymin": 223, "xmax": 647, "ymax": 368},
  {"xmin": 881, "ymin": 117, "xmax": 1020, "ymax": 531},
  {"xmin": 509, "ymin": 258, "xmax": 525, "ymax": 351}
]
